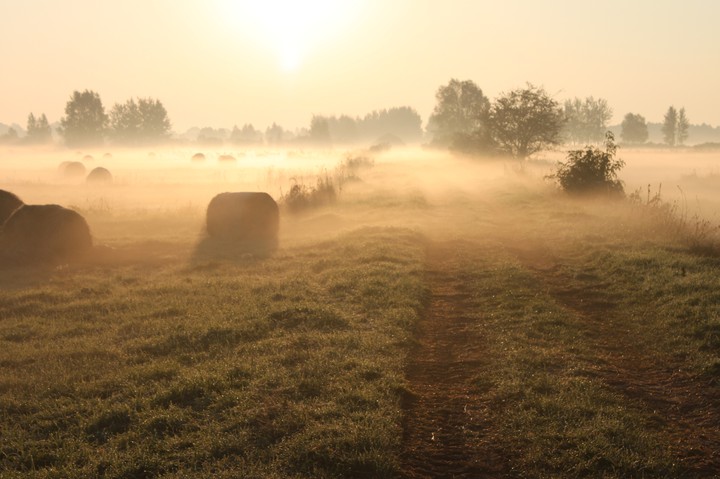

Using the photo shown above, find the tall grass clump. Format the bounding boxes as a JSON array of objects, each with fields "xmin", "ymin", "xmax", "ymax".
[
  {"xmin": 280, "ymin": 155, "xmax": 374, "ymax": 215},
  {"xmin": 630, "ymin": 184, "xmax": 720, "ymax": 255},
  {"xmin": 280, "ymin": 173, "xmax": 338, "ymax": 215}
]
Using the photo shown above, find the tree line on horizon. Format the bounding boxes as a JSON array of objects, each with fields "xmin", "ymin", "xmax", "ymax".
[{"xmin": 0, "ymin": 85, "xmax": 705, "ymax": 153}]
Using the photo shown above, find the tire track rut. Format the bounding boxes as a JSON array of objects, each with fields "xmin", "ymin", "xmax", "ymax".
[{"xmin": 400, "ymin": 241, "xmax": 511, "ymax": 478}]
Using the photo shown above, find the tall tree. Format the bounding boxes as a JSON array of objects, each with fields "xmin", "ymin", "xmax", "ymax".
[
  {"xmin": 620, "ymin": 113, "xmax": 649, "ymax": 144},
  {"xmin": 563, "ymin": 97, "xmax": 613, "ymax": 144},
  {"xmin": 109, "ymin": 97, "xmax": 171, "ymax": 145},
  {"xmin": 109, "ymin": 99, "xmax": 142, "ymax": 144},
  {"xmin": 677, "ymin": 108, "xmax": 689, "ymax": 146},
  {"xmin": 661, "ymin": 106, "xmax": 678, "ymax": 146},
  {"xmin": 230, "ymin": 124, "xmax": 262, "ymax": 145},
  {"xmin": 265, "ymin": 123, "xmax": 285, "ymax": 145},
  {"xmin": 489, "ymin": 84, "xmax": 564, "ymax": 159},
  {"xmin": 359, "ymin": 107, "xmax": 423, "ymax": 143},
  {"xmin": 308, "ymin": 115, "xmax": 331, "ymax": 145},
  {"xmin": 26, "ymin": 113, "xmax": 52, "ymax": 144},
  {"xmin": 427, "ymin": 79, "xmax": 490, "ymax": 148},
  {"xmin": 60, "ymin": 90, "xmax": 108, "ymax": 147}
]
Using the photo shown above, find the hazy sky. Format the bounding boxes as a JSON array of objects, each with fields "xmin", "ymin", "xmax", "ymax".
[{"xmin": 1, "ymin": 0, "xmax": 719, "ymax": 133}]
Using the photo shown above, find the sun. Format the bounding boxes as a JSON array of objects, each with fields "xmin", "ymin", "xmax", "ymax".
[{"xmin": 221, "ymin": 0, "xmax": 359, "ymax": 72}]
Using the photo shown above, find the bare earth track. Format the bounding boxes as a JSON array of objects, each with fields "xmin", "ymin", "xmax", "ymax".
[
  {"xmin": 400, "ymin": 240, "xmax": 512, "ymax": 478},
  {"xmin": 400, "ymin": 238, "xmax": 720, "ymax": 478}
]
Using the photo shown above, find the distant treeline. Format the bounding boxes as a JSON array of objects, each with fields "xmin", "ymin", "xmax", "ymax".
[{"xmin": 1, "ymin": 86, "xmax": 720, "ymax": 149}]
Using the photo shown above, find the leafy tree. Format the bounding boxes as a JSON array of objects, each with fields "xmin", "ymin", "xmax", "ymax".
[
  {"xmin": 110, "ymin": 97, "xmax": 171, "ymax": 145},
  {"xmin": 550, "ymin": 131, "xmax": 624, "ymax": 196},
  {"xmin": 320, "ymin": 115, "xmax": 358, "ymax": 144},
  {"xmin": 59, "ymin": 90, "xmax": 108, "ymax": 147},
  {"xmin": 26, "ymin": 113, "xmax": 52, "ymax": 144},
  {"xmin": 489, "ymin": 84, "xmax": 564, "ymax": 159},
  {"xmin": 308, "ymin": 115, "xmax": 331, "ymax": 145},
  {"xmin": 359, "ymin": 107, "xmax": 423, "ymax": 143},
  {"xmin": 677, "ymin": 108, "xmax": 689, "ymax": 146},
  {"xmin": 661, "ymin": 106, "xmax": 678, "ymax": 146},
  {"xmin": 427, "ymin": 79, "xmax": 490, "ymax": 148},
  {"xmin": 620, "ymin": 113, "xmax": 649, "ymax": 144},
  {"xmin": 563, "ymin": 97, "xmax": 613, "ymax": 144},
  {"xmin": 0, "ymin": 127, "xmax": 18, "ymax": 144},
  {"xmin": 109, "ymin": 99, "xmax": 142, "ymax": 144},
  {"xmin": 265, "ymin": 123, "xmax": 285, "ymax": 145},
  {"xmin": 230, "ymin": 124, "xmax": 263, "ymax": 145},
  {"xmin": 661, "ymin": 106, "xmax": 690, "ymax": 146}
]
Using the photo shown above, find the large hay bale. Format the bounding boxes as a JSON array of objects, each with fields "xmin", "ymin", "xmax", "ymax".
[
  {"xmin": 206, "ymin": 192, "xmax": 279, "ymax": 242},
  {"xmin": 59, "ymin": 161, "xmax": 86, "ymax": 179},
  {"xmin": 86, "ymin": 167, "xmax": 113, "ymax": 184},
  {"xmin": 0, "ymin": 204, "xmax": 92, "ymax": 263},
  {"xmin": 191, "ymin": 152, "xmax": 206, "ymax": 162},
  {"xmin": 0, "ymin": 189, "xmax": 23, "ymax": 225}
]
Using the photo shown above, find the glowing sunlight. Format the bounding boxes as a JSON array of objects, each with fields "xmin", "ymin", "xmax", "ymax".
[{"xmin": 222, "ymin": 0, "xmax": 360, "ymax": 72}]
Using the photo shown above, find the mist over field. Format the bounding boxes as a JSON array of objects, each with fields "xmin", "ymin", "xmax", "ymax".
[
  {"xmin": 2, "ymin": 1, "xmax": 720, "ymax": 476},
  {"xmin": 3, "ymin": 144, "xmax": 720, "ymax": 237}
]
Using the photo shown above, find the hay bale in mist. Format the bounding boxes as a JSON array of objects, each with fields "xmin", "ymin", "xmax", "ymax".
[
  {"xmin": 58, "ymin": 161, "xmax": 86, "ymax": 179},
  {"xmin": 192, "ymin": 152, "xmax": 206, "ymax": 162},
  {"xmin": 0, "ymin": 204, "xmax": 92, "ymax": 264},
  {"xmin": 206, "ymin": 192, "xmax": 279, "ymax": 243},
  {"xmin": 86, "ymin": 167, "xmax": 113, "ymax": 184},
  {"xmin": 218, "ymin": 154, "xmax": 236, "ymax": 163},
  {"xmin": 82, "ymin": 154, "xmax": 94, "ymax": 162},
  {"xmin": 102, "ymin": 152, "xmax": 113, "ymax": 160},
  {"xmin": 0, "ymin": 189, "xmax": 24, "ymax": 225}
]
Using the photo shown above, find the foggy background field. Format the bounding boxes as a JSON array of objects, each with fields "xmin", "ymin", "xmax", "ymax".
[{"xmin": 3, "ymin": 144, "xmax": 720, "ymax": 251}]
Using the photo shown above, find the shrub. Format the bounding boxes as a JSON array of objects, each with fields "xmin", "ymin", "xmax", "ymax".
[{"xmin": 550, "ymin": 132, "xmax": 625, "ymax": 196}]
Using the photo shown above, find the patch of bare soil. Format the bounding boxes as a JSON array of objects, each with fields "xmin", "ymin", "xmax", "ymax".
[
  {"xmin": 511, "ymin": 244, "xmax": 720, "ymax": 477},
  {"xmin": 400, "ymin": 240, "xmax": 513, "ymax": 478}
]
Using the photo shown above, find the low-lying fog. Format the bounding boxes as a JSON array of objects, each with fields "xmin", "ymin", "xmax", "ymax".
[{"xmin": 2, "ymin": 145, "xmax": 720, "ymax": 247}]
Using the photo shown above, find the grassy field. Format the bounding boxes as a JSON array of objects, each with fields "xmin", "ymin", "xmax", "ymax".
[{"xmin": 1, "ymin": 147, "xmax": 719, "ymax": 477}]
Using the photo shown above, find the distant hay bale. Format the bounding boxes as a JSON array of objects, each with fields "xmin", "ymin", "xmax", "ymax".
[
  {"xmin": 0, "ymin": 189, "xmax": 23, "ymax": 225},
  {"xmin": 192, "ymin": 152, "xmax": 206, "ymax": 162},
  {"xmin": 58, "ymin": 161, "xmax": 86, "ymax": 179},
  {"xmin": 102, "ymin": 152, "xmax": 113, "ymax": 160},
  {"xmin": 206, "ymin": 192, "xmax": 279, "ymax": 243},
  {"xmin": 86, "ymin": 167, "xmax": 113, "ymax": 184},
  {"xmin": 82, "ymin": 154, "xmax": 94, "ymax": 162},
  {"xmin": 0, "ymin": 204, "xmax": 92, "ymax": 264},
  {"xmin": 218, "ymin": 154, "xmax": 236, "ymax": 163}
]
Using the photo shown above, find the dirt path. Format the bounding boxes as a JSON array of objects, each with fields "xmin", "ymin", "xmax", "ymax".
[
  {"xmin": 400, "ymin": 238, "xmax": 720, "ymax": 477},
  {"xmin": 399, "ymin": 240, "xmax": 511, "ymax": 478}
]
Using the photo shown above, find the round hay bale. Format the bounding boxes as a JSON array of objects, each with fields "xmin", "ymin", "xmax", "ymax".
[
  {"xmin": 86, "ymin": 167, "xmax": 113, "ymax": 184},
  {"xmin": 82, "ymin": 154, "xmax": 94, "ymax": 162},
  {"xmin": 191, "ymin": 152, "xmax": 206, "ymax": 162},
  {"xmin": 0, "ymin": 189, "xmax": 23, "ymax": 225},
  {"xmin": 59, "ymin": 161, "xmax": 86, "ymax": 179},
  {"xmin": 0, "ymin": 204, "xmax": 92, "ymax": 264},
  {"xmin": 206, "ymin": 192, "xmax": 279, "ymax": 242},
  {"xmin": 218, "ymin": 154, "xmax": 236, "ymax": 163},
  {"xmin": 102, "ymin": 152, "xmax": 113, "ymax": 160}
]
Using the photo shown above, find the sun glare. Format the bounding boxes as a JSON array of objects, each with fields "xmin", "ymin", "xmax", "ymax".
[{"xmin": 221, "ymin": 0, "xmax": 359, "ymax": 72}]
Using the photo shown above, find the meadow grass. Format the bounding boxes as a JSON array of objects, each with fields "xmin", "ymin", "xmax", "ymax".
[
  {"xmin": 1, "ymin": 151, "xmax": 719, "ymax": 477},
  {"xmin": 0, "ymin": 225, "xmax": 426, "ymax": 478}
]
